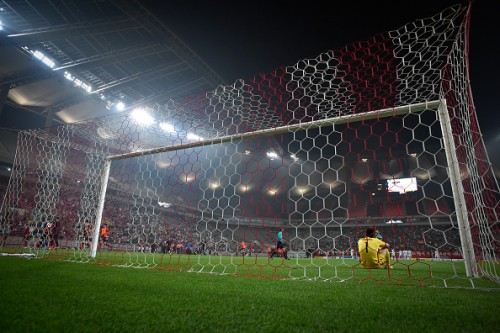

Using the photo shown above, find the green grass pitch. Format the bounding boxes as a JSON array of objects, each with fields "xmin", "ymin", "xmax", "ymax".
[{"xmin": 0, "ymin": 254, "xmax": 499, "ymax": 333}]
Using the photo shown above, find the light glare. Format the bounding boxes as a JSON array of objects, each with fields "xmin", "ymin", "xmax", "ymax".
[
  {"xmin": 266, "ymin": 151, "xmax": 278, "ymax": 160},
  {"xmin": 187, "ymin": 133, "xmax": 203, "ymax": 141},
  {"xmin": 116, "ymin": 102, "xmax": 125, "ymax": 111},
  {"xmin": 63, "ymin": 71, "xmax": 92, "ymax": 93},
  {"xmin": 131, "ymin": 108, "xmax": 154, "ymax": 126},
  {"xmin": 240, "ymin": 184, "xmax": 251, "ymax": 192},
  {"xmin": 268, "ymin": 188, "xmax": 278, "ymax": 195},
  {"xmin": 296, "ymin": 187, "xmax": 308, "ymax": 195},
  {"xmin": 160, "ymin": 122, "xmax": 175, "ymax": 133},
  {"xmin": 158, "ymin": 201, "xmax": 171, "ymax": 208},
  {"xmin": 33, "ymin": 50, "xmax": 55, "ymax": 68}
]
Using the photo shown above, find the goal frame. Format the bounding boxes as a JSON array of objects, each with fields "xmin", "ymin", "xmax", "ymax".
[{"xmin": 90, "ymin": 98, "xmax": 478, "ymax": 277}]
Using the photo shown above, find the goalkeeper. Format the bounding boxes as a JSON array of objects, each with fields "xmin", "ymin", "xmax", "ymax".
[{"xmin": 358, "ymin": 228, "xmax": 392, "ymax": 269}]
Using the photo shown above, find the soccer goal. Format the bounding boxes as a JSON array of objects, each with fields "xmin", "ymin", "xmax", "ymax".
[{"xmin": 1, "ymin": 3, "xmax": 498, "ymax": 286}]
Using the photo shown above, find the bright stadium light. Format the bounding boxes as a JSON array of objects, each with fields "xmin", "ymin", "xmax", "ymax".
[
  {"xmin": 295, "ymin": 187, "xmax": 308, "ymax": 195},
  {"xmin": 158, "ymin": 201, "xmax": 171, "ymax": 208},
  {"xmin": 131, "ymin": 108, "xmax": 154, "ymax": 126},
  {"xmin": 267, "ymin": 188, "xmax": 278, "ymax": 195},
  {"xmin": 115, "ymin": 102, "xmax": 125, "ymax": 111},
  {"xmin": 32, "ymin": 50, "xmax": 56, "ymax": 69},
  {"xmin": 324, "ymin": 182, "xmax": 343, "ymax": 190},
  {"xmin": 181, "ymin": 173, "xmax": 195, "ymax": 183},
  {"xmin": 63, "ymin": 71, "xmax": 92, "ymax": 93},
  {"xmin": 239, "ymin": 184, "xmax": 252, "ymax": 192},
  {"xmin": 24, "ymin": 47, "xmax": 99, "ymax": 95},
  {"xmin": 155, "ymin": 159, "xmax": 172, "ymax": 169},
  {"xmin": 385, "ymin": 219, "xmax": 403, "ymax": 224},
  {"xmin": 0, "ymin": 19, "xmax": 3, "ymax": 31},
  {"xmin": 187, "ymin": 133, "xmax": 203, "ymax": 141},
  {"xmin": 266, "ymin": 151, "xmax": 278, "ymax": 160},
  {"xmin": 159, "ymin": 122, "xmax": 176, "ymax": 133}
]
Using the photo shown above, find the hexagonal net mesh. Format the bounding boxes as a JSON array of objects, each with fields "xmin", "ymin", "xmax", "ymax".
[{"xmin": 1, "ymin": 3, "xmax": 498, "ymax": 287}]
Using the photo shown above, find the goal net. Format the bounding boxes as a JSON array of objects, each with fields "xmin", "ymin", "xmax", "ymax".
[{"xmin": 1, "ymin": 3, "xmax": 498, "ymax": 287}]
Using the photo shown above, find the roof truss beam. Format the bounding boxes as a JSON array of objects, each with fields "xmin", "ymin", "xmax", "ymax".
[
  {"xmin": 7, "ymin": 18, "xmax": 141, "ymax": 44},
  {"xmin": 53, "ymin": 43, "xmax": 170, "ymax": 72}
]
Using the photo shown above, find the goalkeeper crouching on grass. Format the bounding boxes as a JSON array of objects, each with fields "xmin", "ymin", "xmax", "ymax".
[{"xmin": 358, "ymin": 227, "xmax": 393, "ymax": 269}]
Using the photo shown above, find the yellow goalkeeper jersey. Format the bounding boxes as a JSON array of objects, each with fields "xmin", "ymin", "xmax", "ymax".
[{"xmin": 358, "ymin": 237, "xmax": 386, "ymax": 268}]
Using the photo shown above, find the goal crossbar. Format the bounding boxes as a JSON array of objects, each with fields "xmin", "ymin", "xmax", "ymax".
[{"xmin": 108, "ymin": 100, "xmax": 442, "ymax": 161}]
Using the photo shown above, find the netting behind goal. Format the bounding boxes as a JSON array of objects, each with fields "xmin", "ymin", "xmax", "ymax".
[{"xmin": 1, "ymin": 4, "xmax": 498, "ymax": 287}]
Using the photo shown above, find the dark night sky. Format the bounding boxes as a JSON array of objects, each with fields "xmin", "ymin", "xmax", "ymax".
[{"xmin": 143, "ymin": 0, "xmax": 499, "ymax": 169}]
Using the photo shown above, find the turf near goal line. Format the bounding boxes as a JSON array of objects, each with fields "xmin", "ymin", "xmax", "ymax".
[{"xmin": 0, "ymin": 256, "xmax": 498, "ymax": 333}]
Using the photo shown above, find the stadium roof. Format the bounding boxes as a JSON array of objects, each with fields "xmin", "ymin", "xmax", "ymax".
[
  {"xmin": 0, "ymin": 0, "xmax": 227, "ymax": 120},
  {"xmin": 0, "ymin": 0, "xmax": 226, "ymax": 172},
  {"xmin": 0, "ymin": 0, "xmax": 498, "ymax": 182}
]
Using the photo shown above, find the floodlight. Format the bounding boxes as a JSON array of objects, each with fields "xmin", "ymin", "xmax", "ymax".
[
  {"xmin": 131, "ymin": 108, "xmax": 154, "ymax": 126},
  {"xmin": 33, "ymin": 50, "xmax": 55, "ymax": 68},
  {"xmin": 116, "ymin": 102, "xmax": 125, "ymax": 111},
  {"xmin": 385, "ymin": 219, "xmax": 403, "ymax": 224},
  {"xmin": 63, "ymin": 71, "xmax": 92, "ymax": 93},
  {"xmin": 180, "ymin": 173, "xmax": 195, "ymax": 183},
  {"xmin": 239, "ymin": 184, "xmax": 251, "ymax": 192},
  {"xmin": 266, "ymin": 151, "xmax": 278, "ymax": 160},
  {"xmin": 187, "ymin": 133, "xmax": 203, "ymax": 141},
  {"xmin": 296, "ymin": 187, "xmax": 308, "ymax": 195},
  {"xmin": 159, "ymin": 122, "xmax": 175, "ymax": 133},
  {"xmin": 267, "ymin": 188, "xmax": 278, "ymax": 195}
]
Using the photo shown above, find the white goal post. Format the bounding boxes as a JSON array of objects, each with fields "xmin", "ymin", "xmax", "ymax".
[{"xmin": 87, "ymin": 99, "xmax": 480, "ymax": 277}]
